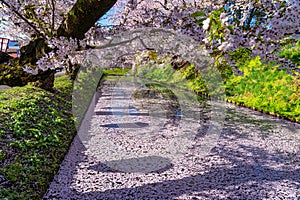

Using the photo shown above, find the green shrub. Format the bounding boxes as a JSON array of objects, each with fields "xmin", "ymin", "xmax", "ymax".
[
  {"xmin": 279, "ymin": 39, "xmax": 300, "ymax": 65},
  {"xmin": 134, "ymin": 53, "xmax": 299, "ymax": 122},
  {"xmin": 0, "ymin": 62, "xmax": 30, "ymax": 86},
  {"xmin": 226, "ymin": 56, "xmax": 299, "ymax": 121},
  {"xmin": 103, "ymin": 67, "xmax": 131, "ymax": 75}
]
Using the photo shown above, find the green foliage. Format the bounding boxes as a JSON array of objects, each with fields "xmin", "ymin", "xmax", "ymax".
[
  {"xmin": 198, "ymin": 8, "xmax": 233, "ymax": 44},
  {"xmin": 135, "ymin": 63, "xmax": 209, "ymax": 94},
  {"xmin": 215, "ymin": 60, "xmax": 233, "ymax": 82},
  {"xmin": 208, "ymin": 8, "xmax": 227, "ymax": 43},
  {"xmin": 226, "ymin": 56, "xmax": 299, "ymax": 121},
  {"xmin": 134, "ymin": 53, "xmax": 299, "ymax": 122},
  {"xmin": 0, "ymin": 62, "xmax": 31, "ymax": 87},
  {"xmin": 0, "ymin": 75, "xmax": 76, "ymax": 199},
  {"xmin": 136, "ymin": 63, "xmax": 189, "ymax": 88},
  {"xmin": 133, "ymin": 83, "xmax": 177, "ymax": 101},
  {"xmin": 103, "ymin": 67, "xmax": 131, "ymax": 75},
  {"xmin": 0, "ymin": 150, "xmax": 5, "ymax": 161},
  {"xmin": 229, "ymin": 47, "xmax": 252, "ymax": 66},
  {"xmin": 279, "ymin": 39, "xmax": 300, "ymax": 65},
  {"xmin": 191, "ymin": 11, "xmax": 207, "ymax": 26}
]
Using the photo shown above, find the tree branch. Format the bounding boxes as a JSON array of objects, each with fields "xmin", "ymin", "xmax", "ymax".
[
  {"xmin": 57, "ymin": 0, "xmax": 118, "ymax": 39},
  {"xmin": 51, "ymin": 0, "xmax": 55, "ymax": 34},
  {"xmin": 0, "ymin": 0, "xmax": 44, "ymax": 37}
]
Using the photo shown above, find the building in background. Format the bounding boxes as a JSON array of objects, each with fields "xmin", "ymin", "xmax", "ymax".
[
  {"xmin": 0, "ymin": 37, "xmax": 9, "ymax": 52},
  {"xmin": 1, "ymin": 14, "xmax": 29, "ymax": 58},
  {"xmin": 7, "ymin": 40, "xmax": 21, "ymax": 58}
]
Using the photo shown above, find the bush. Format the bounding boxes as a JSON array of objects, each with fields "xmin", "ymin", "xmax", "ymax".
[
  {"xmin": 0, "ymin": 61, "xmax": 55, "ymax": 91},
  {"xmin": 134, "ymin": 53, "xmax": 299, "ymax": 122},
  {"xmin": 0, "ymin": 62, "xmax": 30, "ymax": 87},
  {"xmin": 226, "ymin": 56, "xmax": 299, "ymax": 121},
  {"xmin": 279, "ymin": 39, "xmax": 300, "ymax": 65}
]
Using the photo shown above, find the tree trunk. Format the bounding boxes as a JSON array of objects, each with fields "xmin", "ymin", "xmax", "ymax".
[
  {"xmin": 57, "ymin": 0, "xmax": 117, "ymax": 39},
  {"xmin": 19, "ymin": 38, "xmax": 51, "ymax": 65},
  {"xmin": 29, "ymin": 69, "xmax": 55, "ymax": 91}
]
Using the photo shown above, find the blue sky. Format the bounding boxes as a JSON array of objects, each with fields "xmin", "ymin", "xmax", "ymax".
[{"xmin": 97, "ymin": 3, "xmax": 121, "ymax": 27}]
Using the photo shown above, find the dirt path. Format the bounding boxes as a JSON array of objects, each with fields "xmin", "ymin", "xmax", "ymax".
[{"xmin": 44, "ymin": 76, "xmax": 300, "ymax": 199}]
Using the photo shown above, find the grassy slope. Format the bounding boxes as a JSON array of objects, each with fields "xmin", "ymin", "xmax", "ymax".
[
  {"xmin": 135, "ymin": 57, "xmax": 299, "ymax": 122},
  {"xmin": 103, "ymin": 68, "xmax": 131, "ymax": 76},
  {"xmin": 226, "ymin": 56, "xmax": 299, "ymax": 122},
  {"xmin": 0, "ymin": 76, "xmax": 76, "ymax": 199}
]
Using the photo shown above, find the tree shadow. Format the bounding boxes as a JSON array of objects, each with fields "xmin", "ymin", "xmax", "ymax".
[
  {"xmin": 44, "ymin": 125, "xmax": 300, "ymax": 199},
  {"xmin": 99, "ymin": 122, "xmax": 149, "ymax": 128},
  {"xmin": 223, "ymin": 105, "xmax": 299, "ymax": 140},
  {"xmin": 95, "ymin": 111, "xmax": 149, "ymax": 116},
  {"xmin": 80, "ymin": 139, "xmax": 300, "ymax": 199},
  {"xmin": 88, "ymin": 156, "xmax": 173, "ymax": 173}
]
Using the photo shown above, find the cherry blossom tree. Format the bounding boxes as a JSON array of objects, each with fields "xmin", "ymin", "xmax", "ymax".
[
  {"xmin": 0, "ymin": 0, "xmax": 117, "ymax": 89},
  {"xmin": 106, "ymin": 0, "xmax": 300, "ymax": 74},
  {"xmin": 1, "ymin": 0, "xmax": 299, "ymax": 90}
]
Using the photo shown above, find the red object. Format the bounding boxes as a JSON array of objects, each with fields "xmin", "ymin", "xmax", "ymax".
[
  {"xmin": 9, "ymin": 53, "xmax": 18, "ymax": 58},
  {"xmin": 0, "ymin": 38, "xmax": 9, "ymax": 52}
]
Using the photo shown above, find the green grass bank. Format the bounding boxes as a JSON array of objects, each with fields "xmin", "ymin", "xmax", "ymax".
[
  {"xmin": 134, "ymin": 55, "xmax": 299, "ymax": 122},
  {"xmin": 0, "ymin": 76, "xmax": 76, "ymax": 199}
]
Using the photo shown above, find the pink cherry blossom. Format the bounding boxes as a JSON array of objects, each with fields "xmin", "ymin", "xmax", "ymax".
[{"xmin": 0, "ymin": 0, "xmax": 299, "ymax": 74}]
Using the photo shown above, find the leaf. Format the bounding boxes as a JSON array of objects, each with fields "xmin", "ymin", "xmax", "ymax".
[{"xmin": 191, "ymin": 11, "xmax": 206, "ymax": 18}]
